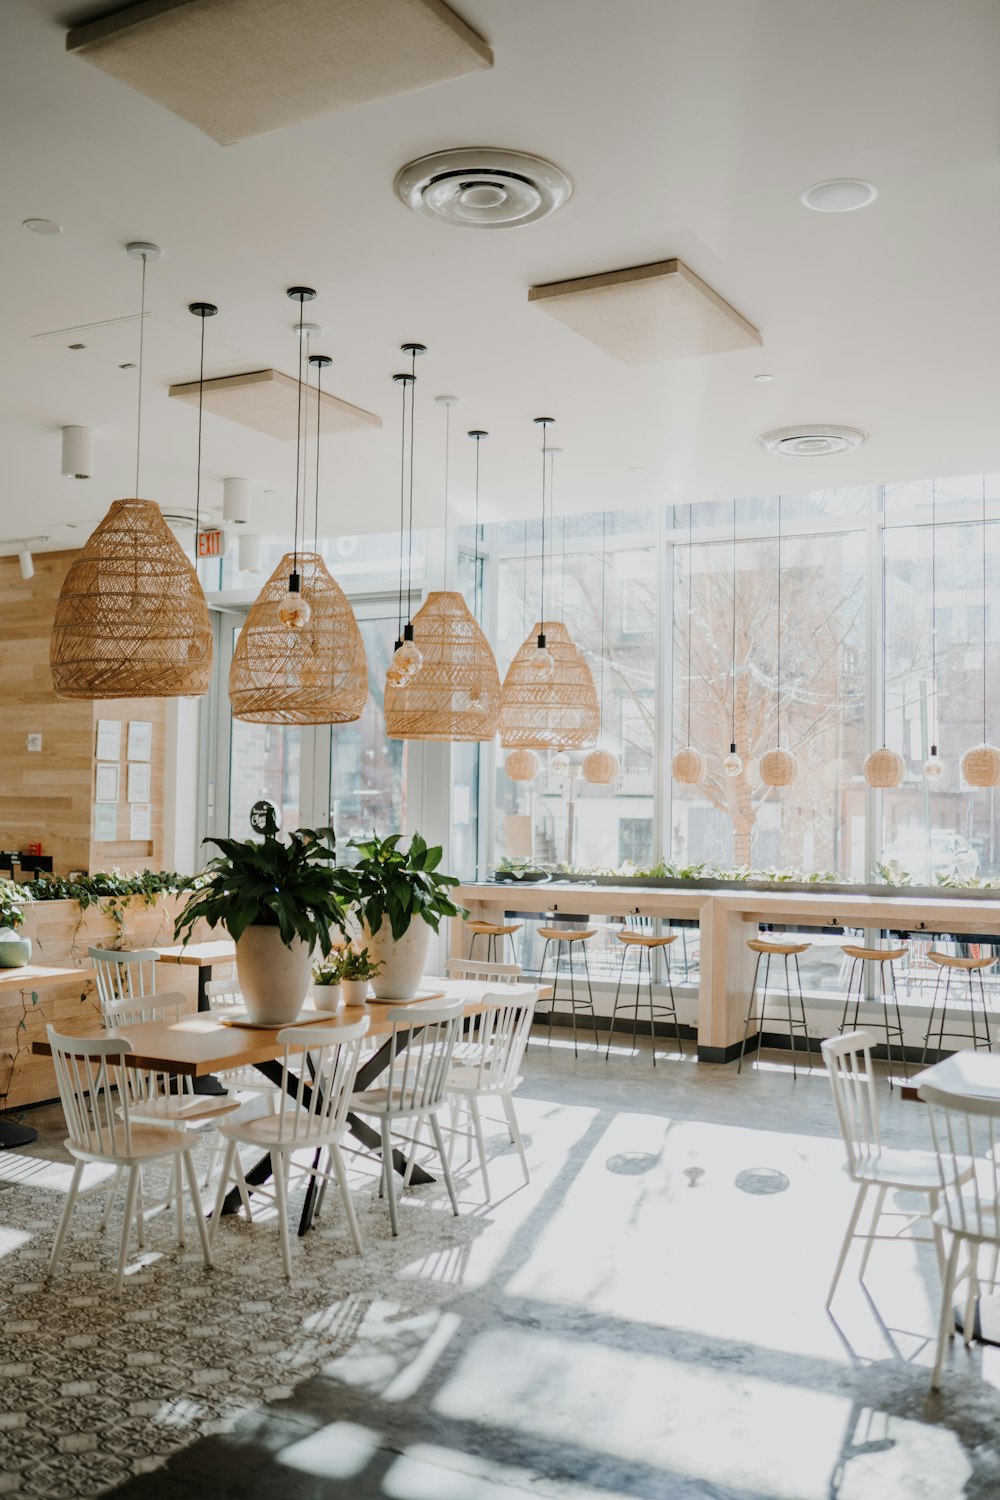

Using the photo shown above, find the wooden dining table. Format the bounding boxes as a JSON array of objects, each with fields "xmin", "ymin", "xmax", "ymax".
[{"xmin": 33, "ymin": 975, "xmax": 542, "ymax": 1235}]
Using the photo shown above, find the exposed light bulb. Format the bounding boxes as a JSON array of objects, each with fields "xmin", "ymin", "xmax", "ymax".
[
  {"xmin": 551, "ymin": 752, "xmax": 570, "ymax": 775},
  {"xmin": 387, "ymin": 626, "xmax": 422, "ymax": 686},
  {"xmin": 531, "ymin": 633, "xmax": 554, "ymax": 679},
  {"xmin": 722, "ymin": 743, "xmax": 743, "ymax": 778},
  {"xmin": 277, "ymin": 572, "xmax": 311, "ymax": 631},
  {"xmin": 924, "ymin": 746, "xmax": 944, "ymax": 781}
]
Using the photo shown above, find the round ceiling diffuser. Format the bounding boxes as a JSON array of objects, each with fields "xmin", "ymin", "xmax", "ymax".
[
  {"xmin": 801, "ymin": 179, "xmax": 878, "ymax": 213},
  {"xmin": 394, "ymin": 148, "xmax": 572, "ymax": 229},
  {"xmin": 758, "ymin": 425, "xmax": 866, "ymax": 458}
]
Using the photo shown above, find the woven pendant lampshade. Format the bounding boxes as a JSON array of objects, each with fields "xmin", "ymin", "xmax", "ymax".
[
  {"xmin": 582, "ymin": 747, "xmax": 619, "ymax": 785},
  {"xmin": 760, "ymin": 747, "xmax": 799, "ymax": 788},
  {"xmin": 863, "ymin": 747, "xmax": 905, "ymax": 789},
  {"xmin": 50, "ymin": 498, "xmax": 213, "ymax": 698},
  {"xmin": 961, "ymin": 743, "xmax": 1000, "ymax": 788},
  {"xmin": 672, "ymin": 746, "xmax": 705, "ymax": 785},
  {"xmin": 229, "ymin": 551, "xmax": 367, "ymax": 724},
  {"xmin": 505, "ymin": 748, "xmax": 541, "ymax": 781},
  {"xmin": 500, "ymin": 620, "xmax": 600, "ymax": 750},
  {"xmin": 384, "ymin": 591, "xmax": 500, "ymax": 741}
]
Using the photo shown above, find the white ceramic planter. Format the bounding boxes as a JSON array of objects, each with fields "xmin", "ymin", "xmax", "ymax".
[
  {"xmin": 235, "ymin": 925, "xmax": 312, "ymax": 1026},
  {"xmin": 310, "ymin": 981, "xmax": 342, "ymax": 1010},
  {"xmin": 364, "ymin": 916, "xmax": 431, "ymax": 1001},
  {"xmin": 341, "ymin": 978, "xmax": 371, "ymax": 1006}
]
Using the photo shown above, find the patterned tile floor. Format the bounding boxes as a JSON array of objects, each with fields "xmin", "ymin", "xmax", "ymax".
[{"xmin": 3, "ymin": 1037, "xmax": 1000, "ymax": 1498}]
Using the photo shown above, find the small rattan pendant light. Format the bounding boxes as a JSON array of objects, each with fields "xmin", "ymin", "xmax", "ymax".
[
  {"xmin": 672, "ymin": 503, "xmax": 706, "ymax": 785},
  {"xmin": 386, "ymin": 344, "xmax": 426, "ymax": 687},
  {"xmin": 760, "ymin": 495, "xmax": 798, "ymax": 788},
  {"xmin": 923, "ymin": 481, "xmax": 944, "ymax": 781},
  {"xmin": 721, "ymin": 498, "xmax": 743, "ymax": 778},
  {"xmin": 961, "ymin": 478, "xmax": 1000, "ymax": 786},
  {"xmin": 500, "ymin": 418, "xmax": 599, "ymax": 750},
  {"xmin": 384, "ymin": 396, "xmax": 500, "ymax": 741},
  {"xmin": 864, "ymin": 497, "xmax": 906, "ymax": 788},
  {"xmin": 583, "ymin": 511, "xmax": 620, "ymax": 785},
  {"xmin": 229, "ymin": 297, "xmax": 367, "ymax": 725},
  {"xmin": 50, "ymin": 242, "xmax": 213, "ymax": 699}
]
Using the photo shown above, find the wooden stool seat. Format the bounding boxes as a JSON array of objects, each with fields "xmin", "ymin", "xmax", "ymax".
[
  {"xmin": 536, "ymin": 929, "xmax": 598, "ymax": 1055},
  {"xmin": 465, "ymin": 920, "xmax": 522, "ymax": 937},
  {"xmin": 466, "ymin": 919, "xmax": 522, "ymax": 964},
  {"xmin": 615, "ymin": 931, "xmax": 678, "ymax": 950},
  {"xmin": 537, "ymin": 928, "xmax": 597, "ymax": 944},
  {"xmin": 928, "ymin": 951, "xmax": 998, "ymax": 972},
  {"xmin": 746, "ymin": 938, "xmax": 811, "ymax": 957},
  {"xmin": 842, "ymin": 945, "xmax": 907, "ymax": 963}
]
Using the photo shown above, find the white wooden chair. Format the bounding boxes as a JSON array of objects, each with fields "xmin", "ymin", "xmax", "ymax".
[
  {"xmin": 350, "ymin": 998, "xmax": 464, "ymax": 1237},
  {"xmin": 46, "ymin": 1025, "xmax": 212, "ymax": 1294},
  {"xmin": 444, "ymin": 958, "xmax": 523, "ymax": 983},
  {"xmin": 446, "ymin": 987, "xmax": 538, "ymax": 1200},
  {"xmin": 821, "ymin": 1030, "xmax": 973, "ymax": 1308},
  {"xmin": 88, "ymin": 946, "xmax": 181, "ymax": 1017},
  {"xmin": 923, "ymin": 1082, "xmax": 1000, "ymax": 1389},
  {"xmin": 204, "ymin": 978, "xmax": 283, "ymax": 1099},
  {"xmin": 209, "ymin": 1017, "xmax": 370, "ymax": 1280}
]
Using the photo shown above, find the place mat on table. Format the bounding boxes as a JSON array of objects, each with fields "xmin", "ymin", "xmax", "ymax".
[
  {"xmin": 364, "ymin": 987, "xmax": 445, "ymax": 1005},
  {"xmin": 219, "ymin": 1008, "xmax": 344, "ymax": 1029}
]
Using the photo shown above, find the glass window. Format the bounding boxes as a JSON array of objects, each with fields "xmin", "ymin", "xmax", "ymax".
[
  {"xmin": 227, "ymin": 625, "xmax": 304, "ymax": 837},
  {"xmin": 328, "ymin": 616, "xmax": 407, "ymax": 850}
]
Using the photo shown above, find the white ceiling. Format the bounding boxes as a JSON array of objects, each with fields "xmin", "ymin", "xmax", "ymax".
[{"xmin": 3, "ymin": 0, "xmax": 1000, "ymax": 554}]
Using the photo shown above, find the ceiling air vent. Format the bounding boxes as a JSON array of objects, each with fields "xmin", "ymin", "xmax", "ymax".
[
  {"xmin": 758, "ymin": 425, "xmax": 866, "ymax": 458},
  {"xmin": 395, "ymin": 148, "xmax": 572, "ymax": 229}
]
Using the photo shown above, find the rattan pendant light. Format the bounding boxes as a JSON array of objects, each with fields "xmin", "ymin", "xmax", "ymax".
[
  {"xmin": 864, "ymin": 497, "xmax": 905, "ymax": 787},
  {"xmin": 923, "ymin": 482, "xmax": 944, "ymax": 781},
  {"xmin": 961, "ymin": 478, "xmax": 1000, "ymax": 786},
  {"xmin": 386, "ymin": 344, "xmax": 425, "ymax": 687},
  {"xmin": 583, "ymin": 511, "xmax": 620, "ymax": 785},
  {"xmin": 229, "ymin": 296, "xmax": 367, "ymax": 725},
  {"xmin": 760, "ymin": 496, "xmax": 798, "ymax": 788},
  {"xmin": 721, "ymin": 498, "xmax": 744, "ymax": 778},
  {"xmin": 506, "ymin": 748, "xmax": 541, "ymax": 781},
  {"xmin": 384, "ymin": 396, "xmax": 500, "ymax": 741},
  {"xmin": 500, "ymin": 418, "xmax": 599, "ymax": 750},
  {"xmin": 673, "ymin": 503, "xmax": 705, "ymax": 784},
  {"xmin": 50, "ymin": 242, "xmax": 213, "ymax": 699}
]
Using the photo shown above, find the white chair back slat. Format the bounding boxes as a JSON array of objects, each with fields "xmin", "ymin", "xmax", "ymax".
[
  {"xmin": 204, "ymin": 978, "xmax": 243, "ymax": 1012},
  {"xmin": 89, "ymin": 948, "xmax": 162, "ymax": 1017},
  {"xmin": 465, "ymin": 989, "xmax": 539, "ymax": 1092},
  {"xmin": 275, "ymin": 1018, "xmax": 370, "ymax": 1146},
  {"xmin": 101, "ymin": 995, "xmax": 191, "ymax": 1105},
  {"xmin": 384, "ymin": 999, "xmax": 463, "ymax": 1114},
  {"xmin": 444, "ymin": 959, "xmax": 522, "ymax": 984},
  {"xmin": 48, "ymin": 1025, "xmax": 135, "ymax": 1156},
  {"xmin": 922, "ymin": 1082, "xmax": 1000, "ymax": 1240},
  {"xmin": 820, "ymin": 1029, "xmax": 883, "ymax": 1172}
]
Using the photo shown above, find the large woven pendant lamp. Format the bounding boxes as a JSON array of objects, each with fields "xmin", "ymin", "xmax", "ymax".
[
  {"xmin": 386, "ymin": 344, "xmax": 426, "ymax": 687},
  {"xmin": 721, "ymin": 498, "xmax": 743, "ymax": 778},
  {"xmin": 923, "ymin": 482, "xmax": 944, "ymax": 781},
  {"xmin": 50, "ymin": 242, "xmax": 213, "ymax": 699},
  {"xmin": 760, "ymin": 495, "xmax": 798, "ymax": 788},
  {"xmin": 500, "ymin": 418, "xmax": 599, "ymax": 750},
  {"xmin": 583, "ymin": 511, "xmax": 620, "ymax": 785},
  {"xmin": 384, "ymin": 398, "xmax": 500, "ymax": 740},
  {"xmin": 961, "ymin": 478, "xmax": 1000, "ymax": 786},
  {"xmin": 229, "ymin": 296, "xmax": 367, "ymax": 725},
  {"xmin": 864, "ymin": 497, "xmax": 905, "ymax": 787},
  {"xmin": 673, "ymin": 503, "xmax": 705, "ymax": 785}
]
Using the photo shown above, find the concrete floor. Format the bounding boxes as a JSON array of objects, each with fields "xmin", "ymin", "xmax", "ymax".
[{"xmin": 4, "ymin": 1033, "xmax": 1000, "ymax": 1498}]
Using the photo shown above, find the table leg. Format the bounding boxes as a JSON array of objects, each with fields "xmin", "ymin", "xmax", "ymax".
[{"xmin": 192, "ymin": 964, "xmax": 227, "ymax": 1097}]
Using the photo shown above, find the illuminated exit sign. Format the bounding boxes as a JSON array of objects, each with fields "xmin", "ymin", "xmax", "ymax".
[{"xmin": 197, "ymin": 528, "xmax": 227, "ymax": 559}]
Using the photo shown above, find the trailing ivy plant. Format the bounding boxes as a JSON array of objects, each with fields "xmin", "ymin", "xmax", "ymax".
[
  {"xmin": 0, "ymin": 878, "xmax": 31, "ymax": 931},
  {"xmin": 334, "ymin": 832, "xmax": 464, "ymax": 942}
]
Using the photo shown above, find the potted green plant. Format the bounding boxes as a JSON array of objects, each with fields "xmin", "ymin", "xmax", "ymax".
[
  {"xmin": 310, "ymin": 948, "xmax": 347, "ymax": 1008},
  {"xmin": 174, "ymin": 808, "xmax": 346, "ymax": 1026},
  {"xmin": 334, "ymin": 833, "xmax": 464, "ymax": 1001},
  {"xmin": 0, "ymin": 879, "xmax": 32, "ymax": 968},
  {"xmin": 336, "ymin": 946, "xmax": 383, "ymax": 1006}
]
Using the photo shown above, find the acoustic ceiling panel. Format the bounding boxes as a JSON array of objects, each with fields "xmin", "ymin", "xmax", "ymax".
[
  {"xmin": 66, "ymin": 0, "xmax": 492, "ymax": 146},
  {"xmin": 528, "ymin": 259, "xmax": 762, "ymax": 364},
  {"xmin": 168, "ymin": 369, "xmax": 382, "ymax": 439}
]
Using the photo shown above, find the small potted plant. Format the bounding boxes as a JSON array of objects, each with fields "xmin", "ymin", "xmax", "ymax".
[
  {"xmin": 174, "ymin": 807, "xmax": 347, "ymax": 1026},
  {"xmin": 338, "ymin": 947, "xmax": 382, "ymax": 1006},
  {"xmin": 310, "ymin": 948, "xmax": 346, "ymax": 1008},
  {"xmin": 0, "ymin": 879, "xmax": 32, "ymax": 968},
  {"xmin": 333, "ymin": 832, "xmax": 464, "ymax": 1001}
]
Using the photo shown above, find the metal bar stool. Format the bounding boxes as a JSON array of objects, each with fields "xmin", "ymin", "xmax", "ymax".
[
  {"xmin": 536, "ymin": 927, "xmax": 599, "ymax": 1057},
  {"xmin": 838, "ymin": 944, "xmax": 908, "ymax": 1085},
  {"xmin": 605, "ymin": 930, "xmax": 682, "ymax": 1065},
  {"xmin": 465, "ymin": 919, "xmax": 522, "ymax": 965},
  {"xmin": 738, "ymin": 938, "xmax": 812, "ymax": 1078},
  {"xmin": 921, "ymin": 950, "xmax": 997, "ymax": 1063}
]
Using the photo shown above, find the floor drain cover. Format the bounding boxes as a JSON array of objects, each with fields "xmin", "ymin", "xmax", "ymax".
[
  {"xmin": 605, "ymin": 1152, "xmax": 660, "ymax": 1176},
  {"xmin": 735, "ymin": 1168, "xmax": 790, "ymax": 1195}
]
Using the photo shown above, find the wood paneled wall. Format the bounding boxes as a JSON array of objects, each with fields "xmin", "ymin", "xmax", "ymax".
[{"xmin": 0, "ymin": 549, "xmax": 168, "ymax": 874}]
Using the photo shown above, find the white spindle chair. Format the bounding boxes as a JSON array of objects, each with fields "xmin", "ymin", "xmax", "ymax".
[
  {"xmin": 350, "ymin": 997, "xmax": 464, "ymax": 1237},
  {"xmin": 209, "ymin": 1017, "xmax": 370, "ymax": 1280},
  {"xmin": 446, "ymin": 987, "xmax": 539, "ymax": 1200},
  {"xmin": 46, "ymin": 1025, "xmax": 212, "ymax": 1294},
  {"xmin": 204, "ymin": 978, "xmax": 283, "ymax": 1098},
  {"xmin": 923, "ymin": 1083, "xmax": 1000, "ymax": 1389},
  {"xmin": 820, "ymin": 1030, "xmax": 971, "ymax": 1306},
  {"xmin": 88, "ymin": 947, "xmax": 179, "ymax": 1016},
  {"xmin": 444, "ymin": 959, "xmax": 523, "ymax": 983}
]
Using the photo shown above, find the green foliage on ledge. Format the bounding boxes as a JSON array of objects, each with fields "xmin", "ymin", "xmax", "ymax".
[
  {"xmin": 495, "ymin": 856, "xmax": 1000, "ymax": 889},
  {"xmin": 21, "ymin": 869, "xmax": 190, "ymax": 908}
]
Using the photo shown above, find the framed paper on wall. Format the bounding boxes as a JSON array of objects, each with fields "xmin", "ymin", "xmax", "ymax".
[
  {"xmin": 95, "ymin": 763, "xmax": 119, "ymax": 803},
  {"xmin": 93, "ymin": 803, "xmax": 117, "ymax": 842},
  {"xmin": 127, "ymin": 761, "xmax": 151, "ymax": 804},
  {"xmin": 95, "ymin": 719, "xmax": 121, "ymax": 762},
  {"xmin": 127, "ymin": 721, "xmax": 152, "ymax": 761}
]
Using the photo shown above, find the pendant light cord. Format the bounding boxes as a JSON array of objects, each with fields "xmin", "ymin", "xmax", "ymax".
[
  {"xmin": 134, "ymin": 251, "xmax": 147, "ymax": 496},
  {"xmin": 983, "ymin": 476, "xmax": 989, "ymax": 744},
  {"xmin": 194, "ymin": 306, "xmax": 205, "ymax": 547},
  {"xmin": 522, "ymin": 513, "xmax": 528, "ymax": 634},
  {"xmin": 882, "ymin": 495, "xmax": 888, "ymax": 745},
  {"xmin": 313, "ymin": 358, "xmax": 323, "ymax": 553},
  {"xmin": 396, "ymin": 376, "xmax": 408, "ymax": 640},
  {"xmin": 731, "ymin": 497, "xmax": 737, "ymax": 747},
  {"xmin": 930, "ymin": 480, "xmax": 937, "ymax": 747},
  {"xmin": 443, "ymin": 401, "xmax": 451, "ymax": 592},
  {"xmin": 406, "ymin": 349, "xmax": 417, "ymax": 623},
  {"xmin": 686, "ymin": 504, "xmax": 694, "ymax": 746},
  {"xmin": 539, "ymin": 422, "xmax": 549, "ymax": 635},
  {"xmin": 292, "ymin": 296, "xmax": 305, "ymax": 575},
  {"xmin": 776, "ymin": 494, "xmax": 782, "ymax": 747},
  {"xmin": 473, "ymin": 432, "xmax": 482, "ymax": 620},
  {"xmin": 599, "ymin": 509, "xmax": 607, "ymax": 716}
]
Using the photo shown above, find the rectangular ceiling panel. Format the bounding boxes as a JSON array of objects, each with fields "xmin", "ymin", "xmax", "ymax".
[{"xmin": 168, "ymin": 368, "xmax": 382, "ymax": 439}]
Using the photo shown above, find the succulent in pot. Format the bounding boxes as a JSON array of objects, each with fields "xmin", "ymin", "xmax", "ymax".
[
  {"xmin": 336, "ymin": 947, "xmax": 383, "ymax": 1006},
  {"xmin": 0, "ymin": 878, "xmax": 32, "ymax": 968},
  {"xmin": 333, "ymin": 833, "xmax": 464, "ymax": 1001},
  {"xmin": 174, "ymin": 807, "xmax": 346, "ymax": 1026}
]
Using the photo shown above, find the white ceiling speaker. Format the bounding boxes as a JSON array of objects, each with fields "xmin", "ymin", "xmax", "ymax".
[
  {"xmin": 223, "ymin": 477, "xmax": 252, "ymax": 525},
  {"xmin": 395, "ymin": 148, "xmax": 572, "ymax": 229},
  {"xmin": 18, "ymin": 550, "xmax": 34, "ymax": 581},
  {"xmin": 61, "ymin": 425, "xmax": 94, "ymax": 479},
  {"xmin": 758, "ymin": 425, "xmax": 866, "ymax": 458},
  {"xmin": 238, "ymin": 533, "xmax": 263, "ymax": 574},
  {"xmin": 801, "ymin": 179, "xmax": 878, "ymax": 213}
]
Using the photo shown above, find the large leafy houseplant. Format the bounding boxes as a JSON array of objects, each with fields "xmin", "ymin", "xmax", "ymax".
[{"xmin": 336, "ymin": 832, "xmax": 463, "ymax": 940}]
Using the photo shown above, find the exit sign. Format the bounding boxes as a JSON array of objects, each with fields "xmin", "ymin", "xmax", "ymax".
[{"xmin": 197, "ymin": 528, "xmax": 227, "ymax": 559}]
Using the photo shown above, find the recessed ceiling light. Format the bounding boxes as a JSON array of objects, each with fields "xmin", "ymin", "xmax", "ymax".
[
  {"xmin": 759, "ymin": 424, "xmax": 866, "ymax": 457},
  {"xmin": 801, "ymin": 179, "xmax": 877, "ymax": 213},
  {"xmin": 23, "ymin": 218, "xmax": 62, "ymax": 235},
  {"xmin": 753, "ymin": 373, "xmax": 773, "ymax": 383}
]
